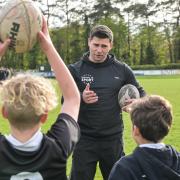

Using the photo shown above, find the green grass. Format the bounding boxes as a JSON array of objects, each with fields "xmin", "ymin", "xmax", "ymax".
[{"xmin": 0, "ymin": 75, "xmax": 180, "ymax": 180}]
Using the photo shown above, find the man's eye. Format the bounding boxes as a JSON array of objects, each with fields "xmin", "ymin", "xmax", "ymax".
[{"xmin": 101, "ymin": 45, "xmax": 107, "ymax": 48}]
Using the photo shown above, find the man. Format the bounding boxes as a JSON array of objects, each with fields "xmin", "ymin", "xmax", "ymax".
[
  {"xmin": 69, "ymin": 25, "xmax": 146, "ymax": 180},
  {"xmin": 0, "ymin": 16, "xmax": 80, "ymax": 180},
  {"xmin": 109, "ymin": 95, "xmax": 180, "ymax": 180}
]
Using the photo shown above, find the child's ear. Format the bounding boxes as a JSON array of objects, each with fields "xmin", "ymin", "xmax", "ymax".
[
  {"xmin": 132, "ymin": 125, "xmax": 141, "ymax": 137},
  {"xmin": 2, "ymin": 106, "xmax": 8, "ymax": 119},
  {"xmin": 40, "ymin": 113, "xmax": 48, "ymax": 124}
]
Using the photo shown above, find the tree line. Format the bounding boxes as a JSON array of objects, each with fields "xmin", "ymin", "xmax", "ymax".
[{"xmin": 0, "ymin": 0, "xmax": 179, "ymax": 70}]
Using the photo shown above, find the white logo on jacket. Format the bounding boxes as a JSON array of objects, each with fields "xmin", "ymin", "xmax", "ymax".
[
  {"xmin": 81, "ymin": 74, "xmax": 94, "ymax": 85},
  {"xmin": 11, "ymin": 172, "xmax": 43, "ymax": 180}
]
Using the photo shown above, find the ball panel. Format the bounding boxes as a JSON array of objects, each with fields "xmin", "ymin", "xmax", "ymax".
[
  {"xmin": 27, "ymin": 2, "xmax": 43, "ymax": 50},
  {"xmin": 118, "ymin": 84, "xmax": 140, "ymax": 108}
]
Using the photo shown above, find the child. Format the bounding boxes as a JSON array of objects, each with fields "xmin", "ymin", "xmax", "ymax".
[
  {"xmin": 0, "ymin": 16, "xmax": 80, "ymax": 180},
  {"xmin": 109, "ymin": 95, "xmax": 180, "ymax": 180}
]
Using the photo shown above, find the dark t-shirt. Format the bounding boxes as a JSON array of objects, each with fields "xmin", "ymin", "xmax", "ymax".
[{"xmin": 0, "ymin": 113, "xmax": 80, "ymax": 180}]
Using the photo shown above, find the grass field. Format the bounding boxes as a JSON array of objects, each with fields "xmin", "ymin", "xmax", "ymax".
[{"xmin": 0, "ymin": 75, "xmax": 179, "ymax": 179}]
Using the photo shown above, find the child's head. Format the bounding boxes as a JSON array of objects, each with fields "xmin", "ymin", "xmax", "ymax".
[
  {"xmin": 1, "ymin": 74, "xmax": 58, "ymax": 130},
  {"xmin": 130, "ymin": 95, "xmax": 173, "ymax": 143}
]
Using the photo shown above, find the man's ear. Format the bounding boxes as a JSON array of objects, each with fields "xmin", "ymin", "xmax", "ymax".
[
  {"xmin": 110, "ymin": 42, "xmax": 113, "ymax": 49},
  {"xmin": 40, "ymin": 113, "xmax": 48, "ymax": 124},
  {"xmin": 2, "ymin": 106, "xmax": 8, "ymax": 119},
  {"xmin": 88, "ymin": 38, "xmax": 91, "ymax": 47}
]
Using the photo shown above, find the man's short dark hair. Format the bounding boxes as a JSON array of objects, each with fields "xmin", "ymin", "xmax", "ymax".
[
  {"xmin": 89, "ymin": 25, "xmax": 113, "ymax": 42},
  {"xmin": 130, "ymin": 95, "xmax": 173, "ymax": 143}
]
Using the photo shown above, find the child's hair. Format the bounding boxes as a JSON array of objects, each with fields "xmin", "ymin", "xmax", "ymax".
[
  {"xmin": 130, "ymin": 95, "xmax": 173, "ymax": 143},
  {"xmin": 1, "ymin": 74, "xmax": 58, "ymax": 130}
]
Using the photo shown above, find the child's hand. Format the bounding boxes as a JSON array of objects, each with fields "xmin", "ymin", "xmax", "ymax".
[
  {"xmin": 0, "ymin": 39, "xmax": 11, "ymax": 59},
  {"xmin": 38, "ymin": 16, "xmax": 52, "ymax": 53}
]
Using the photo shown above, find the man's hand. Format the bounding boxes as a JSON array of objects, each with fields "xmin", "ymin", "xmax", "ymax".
[
  {"xmin": 82, "ymin": 83, "xmax": 98, "ymax": 104},
  {"xmin": 0, "ymin": 39, "xmax": 11, "ymax": 59},
  {"xmin": 122, "ymin": 98, "xmax": 137, "ymax": 113}
]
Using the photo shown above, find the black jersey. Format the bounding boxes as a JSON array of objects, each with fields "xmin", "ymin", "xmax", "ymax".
[
  {"xmin": 69, "ymin": 53, "xmax": 146, "ymax": 139},
  {"xmin": 0, "ymin": 113, "xmax": 80, "ymax": 180}
]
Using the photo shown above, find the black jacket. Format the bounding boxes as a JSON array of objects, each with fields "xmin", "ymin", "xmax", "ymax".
[
  {"xmin": 68, "ymin": 53, "xmax": 146, "ymax": 139},
  {"xmin": 109, "ymin": 145, "xmax": 180, "ymax": 180}
]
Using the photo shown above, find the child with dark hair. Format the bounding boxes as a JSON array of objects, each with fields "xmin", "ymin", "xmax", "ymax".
[{"xmin": 109, "ymin": 95, "xmax": 180, "ymax": 180}]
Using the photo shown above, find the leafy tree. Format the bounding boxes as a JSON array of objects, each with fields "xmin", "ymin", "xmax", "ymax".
[
  {"xmin": 145, "ymin": 42, "xmax": 157, "ymax": 64},
  {"xmin": 173, "ymin": 27, "xmax": 180, "ymax": 62},
  {"xmin": 156, "ymin": 0, "xmax": 180, "ymax": 63},
  {"xmin": 139, "ymin": 40, "xmax": 145, "ymax": 65}
]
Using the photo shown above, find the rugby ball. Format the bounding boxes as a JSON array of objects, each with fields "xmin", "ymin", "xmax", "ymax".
[
  {"xmin": 118, "ymin": 84, "xmax": 140, "ymax": 108},
  {"xmin": 0, "ymin": 0, "xmax": 42, "ymax": 53}
]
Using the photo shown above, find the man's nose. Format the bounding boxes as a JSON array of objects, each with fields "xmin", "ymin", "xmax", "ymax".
[{"xmin": 96, "ymin": 46, "xmax": 103, "ymax": 52}]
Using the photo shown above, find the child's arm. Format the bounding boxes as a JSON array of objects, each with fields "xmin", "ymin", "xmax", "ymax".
[{"xmin": 38, "ymin": 16, "xmax": 80, "ymax": 121}]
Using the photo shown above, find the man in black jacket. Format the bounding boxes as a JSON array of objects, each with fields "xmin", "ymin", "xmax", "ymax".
[
  {"xmin": 69, "ymin": 25, "xmax": 146, "ymax": 180},
  {"xmin": 109, "ymin": 95, "xmax": 180, "ymax": 180}
]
